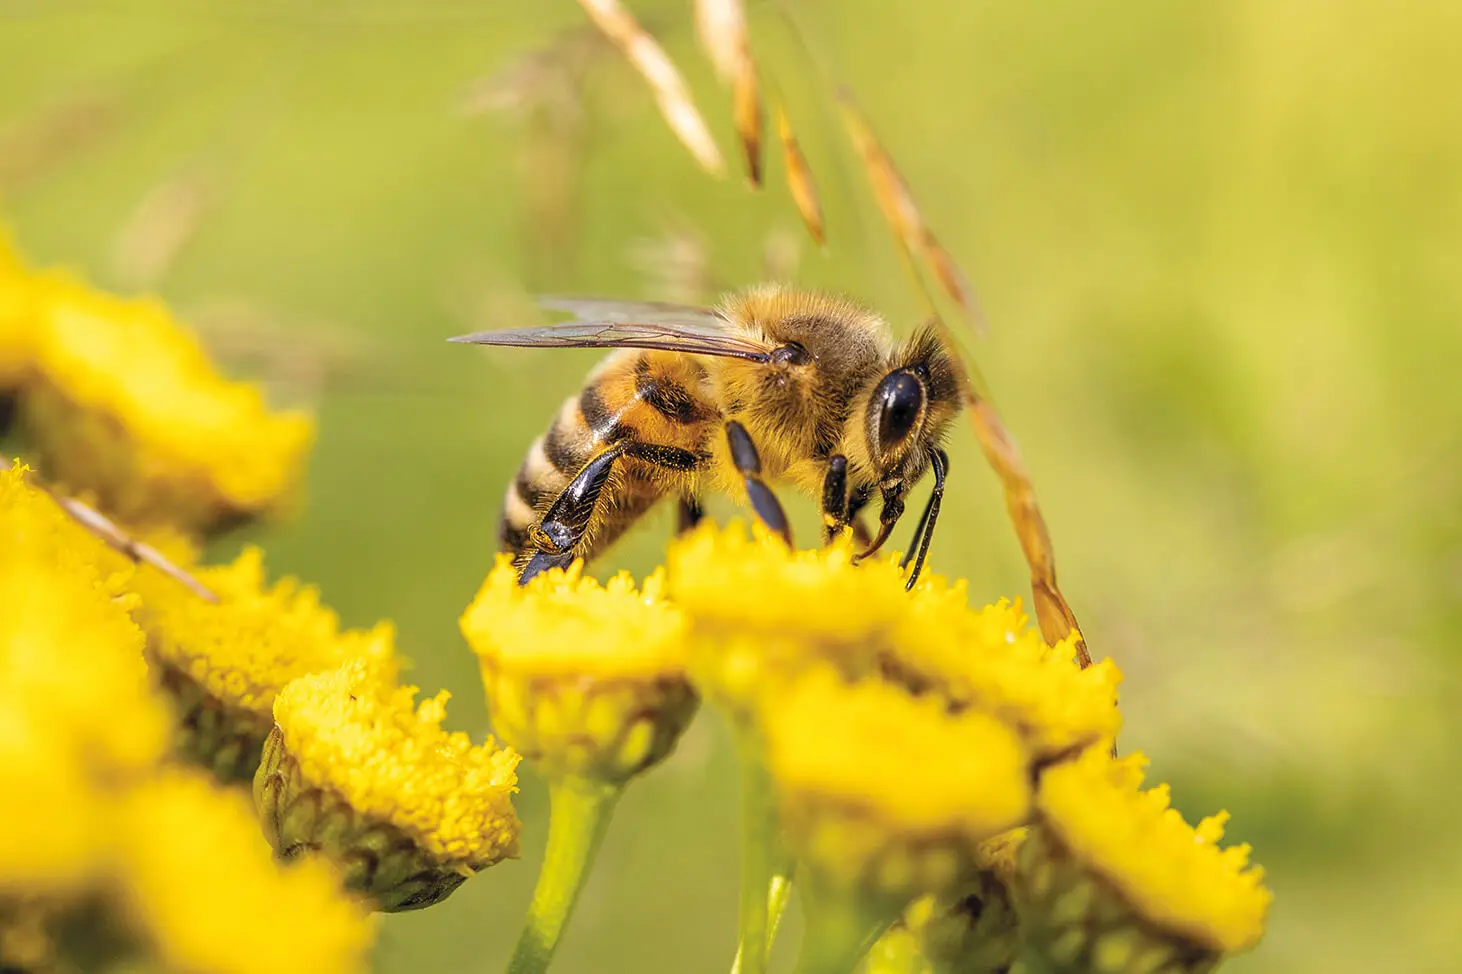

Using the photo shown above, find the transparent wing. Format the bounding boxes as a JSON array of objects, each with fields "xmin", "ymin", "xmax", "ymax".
[
  {"xmin": 450, "ymin": 296, "xmax": 773, "ymax": 362},
  {"xmin": 536, "ymin": 296, "xmax": 725, "ymax": 327}
]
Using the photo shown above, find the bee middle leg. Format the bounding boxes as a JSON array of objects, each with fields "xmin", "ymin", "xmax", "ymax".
[
  {"xmin": 820, "ymin": 455, "xmax": 849, "ymax": 544},
  {"xmin": 676, "ymin": 495, "xmax": 704, "ymax": 534},
  {"xmin": 725, "ymin": 420, "xmax": 791, "ymax": 544}
]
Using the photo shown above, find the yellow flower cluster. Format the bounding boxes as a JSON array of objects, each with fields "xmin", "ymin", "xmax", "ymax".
[
  {"xmin": 0, "ymin": 236, "xmax": 312, "ymax": 533},
  {"xmin": 260, "ymin": 657, "xmax": 521, "ymax": 910},
  {"xmin": 668, "ymin": 525, "xmax": 1115, "ymax": 888},
  {"xmin": 668, "ymin": 524, "xmax": 1121, "ymax": 756},
  {"xmin": 0, "ymin": 466, "xmax": 374, "ymax": 974},
  {"xmin": 664, "ymin": 521, "xmax": 1268, "ymax": 970},
  {"xmin": 130, "ymin": 547, "xmax": 394, "ymax": 781}
]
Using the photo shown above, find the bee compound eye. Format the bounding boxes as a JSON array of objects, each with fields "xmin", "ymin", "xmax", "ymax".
[
  {"xmin": 771, "ymin": 342, "xmax": 809, "ymax": 366},
  {"xmin": 875, "ymin": 369, "xmax": 925, "ymax": 454}
]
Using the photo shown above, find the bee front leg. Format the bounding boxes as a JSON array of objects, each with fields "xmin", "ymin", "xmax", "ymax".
[
  {"xmin": 820, "ymin": 455, "xmax": 849, "ymax": 544},
  {"xmin": 520, "ymin": 443, "xmax": 626, "ymax": 585},
  {"xmin": 725, "ymin": 421, "xmax": 792, "ymax": 545},
  {"xmin": 899, "ymin": 448, "xmax": 948, "ymax": 590}
]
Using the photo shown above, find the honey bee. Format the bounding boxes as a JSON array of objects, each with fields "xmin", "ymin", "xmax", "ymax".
[{"xmin": 451, "ymin": 285, "xmax": 962, "ymax": 587}]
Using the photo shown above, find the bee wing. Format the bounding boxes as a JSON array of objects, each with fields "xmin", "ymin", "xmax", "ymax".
[
  {"xmin": 451, "ymin": 298, "xmax": 774, "ymax": 362},
  {"xmin": 536, "ymin": 295, "xmax": 722, "ymax": 326}
]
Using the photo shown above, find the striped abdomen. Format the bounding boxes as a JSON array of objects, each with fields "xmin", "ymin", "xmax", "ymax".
[{"xmin": 498, "ymin": 349, "xmax": 718, "ymax": 567}]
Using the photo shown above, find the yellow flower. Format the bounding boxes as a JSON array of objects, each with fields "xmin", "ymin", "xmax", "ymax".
[
  {"xmin": 461, "ymin": 556, "xmax": 697, "ymax": 785},
  {"xmin": 130, "ymin": 546, "xmax": 392, "ymax": 782},
  {"xmin": 764, "ymin": 670, "xmax": 1032, "ymax": 901},
  {"xmin": 1016, "ymin": 748, "xmax": 1271, "ymax": 973},
  {"xmin": 118, "ymin": 769, "xmax": 374, "ymax": 974},
  {"xmin": 0, "ymin": 468, "xmax": 171, "ymax": 795},
  {"xmin": 891, "ymin": 594, "xmax": 1124, "ymax": 759},
  {"xmin": 0, "ymin": 236, "xmax": 42, "ymax": 387},
  {"xmin": 259, "ymin": 657, "xmax": 521, "ymax": 911},
  {"xmin": 668, "ymin": 522, "xmax": 1120, "ymax": 759},
  {"xmin": 670, "ymin": 521, "xmax": 915, "ymax": 649},
  {"xmin": 19, "ymin": 267, "xmax": 312, "ymax": 532}
]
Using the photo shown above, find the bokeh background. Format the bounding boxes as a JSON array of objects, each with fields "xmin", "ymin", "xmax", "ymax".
[{"xmin": 3, "ymin": 1, "xmax": 1458, "ymax": 971}]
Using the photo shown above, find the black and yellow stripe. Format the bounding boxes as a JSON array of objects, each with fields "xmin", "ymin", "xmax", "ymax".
[{"xmin": 497, "ymin": 349, "xmax": 719, "ymax": 567}]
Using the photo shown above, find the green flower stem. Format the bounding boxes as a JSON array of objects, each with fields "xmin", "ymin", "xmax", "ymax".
[
  {"xmin": 731, "ymin": 873, "xmax": 795, "ymax": 974},
  {"xmin": 791, "ymin": 881, "xmax": 898, "ymax": 974},
  {"xmin": 766, "ymin": 872, "xmax": 794, "ymax": 950},
  {"xmin": 506, "ymin": 777, "xmax": 622, "ymax": 974},
  {"xmin": 731, "ymin": 735, "xmax": 787, "ymax": 974}
]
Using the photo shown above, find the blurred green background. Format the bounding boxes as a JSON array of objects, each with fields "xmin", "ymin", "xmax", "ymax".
[{"xmin": 4, "ymin": 1, "xmax": 1459, "ymax": 971}]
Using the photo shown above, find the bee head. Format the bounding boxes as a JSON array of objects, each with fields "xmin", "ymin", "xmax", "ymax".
[{"xmin": 862, "ymin": 326, "xmax": 962, "ymax": 478}]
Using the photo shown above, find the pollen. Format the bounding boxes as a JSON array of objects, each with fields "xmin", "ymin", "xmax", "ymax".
[
  {"xmin": 1034, "ymin": 748, "xmax": 1272, "ymax": 955},
  {"xmin": 268, "ymin": 657, "xmax": 522, "ymax": 870},
  {"xmin": 461, "ymin": 555, "xmax": 689, "ymax": 679}
]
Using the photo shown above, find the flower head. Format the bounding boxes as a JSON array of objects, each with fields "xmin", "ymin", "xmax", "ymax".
[
  {"xmin": 1016, "ymin": 748, "xmax": 1271, "ymax": 972},
  {"xmin": 0, "ymin": 468, "xmax": 171, "ymax": 831},
  {"xmin": 130, "ymin": 546, "xmax": 392, "ymax": 781},
  {"xmin": 890, "ymin": 595, "xmax": 1124, "ymax": 759},
  {"xmin": 461, "ymin": 556, "xmax": 697, "ymax": 785},
  {"xmin": 764, "ymin": 670, "xmax": 1032, "ymax": 901},
  {"xmin": 0, "ymin": 239, "xmax": 43, "ymax": 386},
  {"xmin": 119, "ymin": 770, "xmax": 375, "ymax": 974},
  {"xmin": 259, "ymin": 657, "xmax": 521, "ymax": 911},
  {"xmin": 18, "ymin": 267, "xmax": 312, "ymax": 532}
]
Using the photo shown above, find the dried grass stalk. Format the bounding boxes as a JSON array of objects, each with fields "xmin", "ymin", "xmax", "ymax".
[
  {"xmin": 776, "ymin": 102, "xmax": 825, "ymax": 245},
  {"xmin": 732, "ymin": 52, "xmax": 764, "ymax": 186},
  {"xmin": 966, "ymin": 398, "xmax": 1092, "ymax": 669},
  {"xmin": 693, "ymin": 0, "xmax": 747, "ymax": 84},
  {"xmin": 577, "ymin": 0, "xmax": 725, "ymax": 175},
  {"xmin": 112, "ymin": 171, "xmax": 211, "ymax": 289},
  {"xmin": 835, "ymin": 89, "xmax": 983, "ymax": 333},
  {"xmin": 0, "ymin": 457, "xmax": 216, "ymax": 602}
]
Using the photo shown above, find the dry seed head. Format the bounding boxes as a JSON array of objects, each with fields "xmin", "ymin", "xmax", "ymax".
[
  {"xmin": 776, "ymin": 101, "xmax": 826, "ymax": 245},
  {"xmin": 577, "ymin": 0, "xmax": 725, "ymax": 176}
]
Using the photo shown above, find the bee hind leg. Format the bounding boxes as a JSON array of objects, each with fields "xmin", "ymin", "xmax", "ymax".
[
  {"xmin": 519, "ymin": 444, "xmax": 627, "ymax": 585},
  {"xmin": 725, "ymin": 421, "xmax": 792, "ymax": 545}
]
